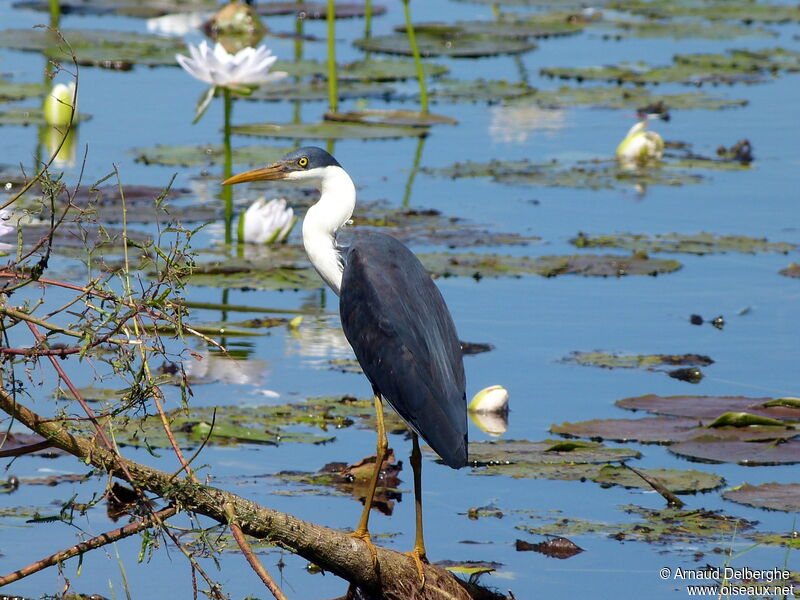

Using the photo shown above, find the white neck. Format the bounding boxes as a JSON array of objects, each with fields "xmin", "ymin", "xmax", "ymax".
[{"xmin": 301, "ymin": 166, "xmax": 356, "ymax": 295}]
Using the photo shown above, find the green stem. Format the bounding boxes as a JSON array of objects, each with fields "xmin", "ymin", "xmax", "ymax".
[
  {"xmin": 294, "ymin": 0, "xmax": 304, "ymax": 61},
  {"xmin": 326, "ymin": 0, "xmax": 338, "ymax": 114},
  {"xmin": 402, "ymin": 135, "xmax": 426, "ymax": 209},
  {"xmin": 402, "ymin": 0, "xmax": 428, "ymax": 114},
  {"xmin": 49, "ymin": 0, "xmax": 60, "ymax": 29},
  {"xmin": 364, "ymin": 0, "xmax": 373, "ymax": 59},
  {"xmin": 223, "ymin": 88, "xmax": 233, "ymax": 246}
]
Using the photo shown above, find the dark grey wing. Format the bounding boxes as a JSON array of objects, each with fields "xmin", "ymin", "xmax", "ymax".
[{"xmin": 339, "ymin": 232, "xmax": 467, "ymax": 469}]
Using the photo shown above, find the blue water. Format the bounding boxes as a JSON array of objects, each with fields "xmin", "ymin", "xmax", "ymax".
[{"xmin": 0, "ymin": 0, "xmax": 799, "ymax": 598}]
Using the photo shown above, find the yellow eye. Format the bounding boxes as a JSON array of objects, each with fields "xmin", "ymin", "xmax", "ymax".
[{"xmin": 298, "ymin": 157, "xmax": 308, "ymax": 167}]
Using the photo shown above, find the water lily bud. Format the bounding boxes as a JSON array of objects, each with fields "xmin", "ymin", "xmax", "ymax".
[
  {"xmin": 42, "ymin": 125, "xmax": 78, "ymax": 168},
  {"xmin": 469, "ymin": 385, "xmax": 509, "ymax": 413},
  {"xmin": 43, "ymin": 82, "xmax": 78, "ymax": 127},
  {"xmin": 615, "ymin": 120, "xmax": 663, "ymax": 168},
  {"xmin": 238, "ymin": 197, "xmax": 296, "ymax": 244},
  {"xmin": 0, "ymin": 209, "xmax": 14, "ymax": 253}
]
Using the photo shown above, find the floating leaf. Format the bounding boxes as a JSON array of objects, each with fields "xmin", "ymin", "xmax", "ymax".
[
  {"xmin": 410, "ymin": 78, "xmax": 536, "ymax": 104},
  {"xmin": 670, "ymin": 436, "xmax": 800, "ymax": 465},
  {"xmin": 551, "ymin": 416, "xmax": 792, "ymax": 444},
  {"xmin": 417, "ymin": 252, "xmax": 680, "ymax": 278},
  {"xmin": 186, "ymin": 252, "xmax": 323, "ymax": 291},
  {"xmin": 0, "ymin": 106, "xmax": 90, "ymax": 127},
  {"xmin": 0, "ymin": 28, "xmax": 187, "ymax": 69},
  {"xmin": 396, "ymin": 16, "xmax": 584, "ymax": 39},
  {"xmin": 602, "ymin": 20, "xmax": 778, "ymax": 40},
  {"xmin": 609, "ymin": 0, "xmax": 800, "ymax": 24},
  {"xmin": 531, "ymin": 85, "xmax": 747, "ymax": 111},
  {"xmin": 245, "ymin": 80, "xmax": 395, "ymax": 103},
  {"xmin": 591, "ymin": 465, "xmax": 724, "ymax": 493},
  {"xmin": 338, "ymin": 58, "xmax": 449, "ymax": 82},
  {"xmin": 539, "ymin": 48, "xmax": 800, "ymax": 86},
  {"xmin": 723, "ymin": 483, "xmax": 800, "ymax": 512},
  {"xmin": 571, "ymin": 232, "xmax": 795, "ymax": 255},
  {"xmin": 616, "ymin": 394, "xmax": 800, "ymax": 421},
  {"xmin": 780, "ymin": 263, "xmax": 800, "ymax": 278},
  {"xmin": 54, "ymin": 386, "xmax": 125, "ymax": 403},
  {"xmin": 464, "ymin": 438, "xmax": 640, "ymax": 481},
  {"xmin": 564, "ymin": 351, "xmax": 712, "ymax": 370},
  {"xmin": 231, "ymin": 121, "xmax": 427, "ymax": 140},
  {"xmin": 324, "ymin": 109, "xmax": 456, "ymax": 127},
  {"xmin": 354, "ymin": 33, "xmax": 537, "ymax": 58},
  {"xmin": 520, "ymin": 504, "xmax": 756, "ymax": 546},
  {"xmin": 424, "ymin": 157, "xmax": 705, "ymax": 190},
  {"xmin": 516, "ymin": 537, "xmax": 584, "ymax": 559},
  {"xmin": 438, "ymin": 560, "xmax": 500, "ymax": 576},
  {"xmin": 10, "ymin": 0, "xmax": 385, "ymax": 19},
  {"xmin": 0, "ymin": 79, "xmax": 46, "ymax": 101},
  {"xmin": 133, "ymin": 144, "xmax": 291, "ymax": 167}
]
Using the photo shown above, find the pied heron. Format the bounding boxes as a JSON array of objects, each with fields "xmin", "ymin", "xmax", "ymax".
[{"xmin": 223, "ymin": 147, "xmax": 467, "ymax": 580}]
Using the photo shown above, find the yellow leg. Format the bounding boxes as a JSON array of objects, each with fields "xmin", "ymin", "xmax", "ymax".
[
  {"xmin": 349, "ymin": 393, "xmax": 387, "ymax": 567},
  {"xmin": 405, "ymin": 432, "xmax": 428, "ymax": 586}
]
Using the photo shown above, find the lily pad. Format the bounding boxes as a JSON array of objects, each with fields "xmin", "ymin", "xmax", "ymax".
[
  {"xmin": 591, "ymin": 465, "xmax": 723, "ymax": 493},
  {"xmin": 0, "ymin": 79, "xmax": 47, "ymax": 101},
  {"xmin": 186, "ymin": 252, "xmax": 323, "ymax": 291},
  {"xmin": 133, "ymin": 144, "xmax": 292, "ymax": 167},
  {"xmin": 616, "ymin": 394, "xmax": 800, "ymax": 421},
  {"xmin": 531, "ymin": 85, "xmax": 747, "ymax": 111},
  {"xmin": 465, "ymin": 439, "xmax": 640, "ymax": 481},
  {"xmin": 106, "ymin": 397, "xmax": 394, "ymax": 450},
  {"xmin": 324, "ymin": 109, "xmax": 456, "ymax": 127},
  {"xmin": 0, "ymin": 28, "xmax": 187, "ymax": 69},
  {"xmin": 670, "ymin": 436, "xmax": 800, "ymax": 466},
  {"xmin": 564, "ymin": 351, "xmax": 712, "ymax": 370},
  {"xmin": 230, "ymin": 121, "xmax": 427, "ymax": 140},
  {"xmin": 520, "ymin": 504, "xmax": 756, "ymax": 546},
  {"xmin": 723, "ymin": 483, "xmax": 800, "ymax": 512},
  {"xmin": 245, "ymin": 80, "xmax": 395, "ymax": 103},
  {"xmin": 253, "ymin": 2, "xmax": 386, "ymax": 20},
  {"xmin": 338, "ymin": 58, "xmax": 449, "ymax": 82},
  {"xmin": 780, "ymin": 263, "xmax": 800, "ymax": 278},
  {"xmin": 610, "ymin": 0, "xmax": 800, "ymax": 24},
  {"xmin": 419, "ymin": 252, "xmax": 681, "ymax": 278},
  {"xmin": 11, "ymin": 0, "xmax": 384, "ymax": 19},
  {"xmin": 395, "ymin": 17, "xmax": 584, "ymax": 39},
  {"xmin": 424, "ymin": 158, "xmax": 705, "ymax": 190},
  {"xmin": 354, "ymin": 33, "xmax": 537, "ymax": 59},
  {"xmin": 603, "ymin": 20, "xmax": 778, "ymax": 40},
  {"xmin": 539, "ymin": 47, "xmax": 800, "ymax": 86},
  {"xmin": 0, "ymin": 106, "xmax": 90, "ymax": 127},
  {"xmin": 571, "ymin": 232, "xmax": 795, "ymax": 255},
  {"xmin": 406, "ymin": 78, "xmax": 536, "ymax": 104}
]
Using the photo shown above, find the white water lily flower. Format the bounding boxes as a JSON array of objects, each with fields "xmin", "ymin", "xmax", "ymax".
[
  {"xmin": 43, "ymin": 82, "xmax": 78, "ymax": 127},
  {"xmin": 176, "ymin": 41, "xmax": 287, "ymax": 89},
  {"xmin": 238, "ymin": 197, "xmax": 296, "ymax": 244},
  {"xmin": 0, "ymin": 210, "xmax": 15, "ymax": 252},
  {"xmin": 469, "ymin": 385, "xmax": 509, "ymax": 413},
  {"xmin": 616, "ymin": 120, "xmax": 664, "ymax": 167}
]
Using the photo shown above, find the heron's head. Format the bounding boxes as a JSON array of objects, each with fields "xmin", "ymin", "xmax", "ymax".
[{"xmin": 222, "ymin": 147, "xmax": 343, "ymax": 188}]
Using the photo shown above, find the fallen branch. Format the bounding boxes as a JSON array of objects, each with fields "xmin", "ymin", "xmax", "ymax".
[{"xmin": 0, "ymin": 390, "xmax": 504, "ymax": 600}]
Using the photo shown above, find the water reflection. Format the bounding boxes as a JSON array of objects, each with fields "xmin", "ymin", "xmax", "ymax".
[
  {"xmin": 469, "ymin": 410, "xmax": 508, "ymax": 437},
  {"xmin": 185, "ymin": 345, "xmax": 268, "ymax": 385},
  {"xmin": 41, "ymin": 125, "xmax": 78, "ymax": 168},
  {"xmin": 286, "ymin": 316, "xmax": 352, "ymax": 360},
  {"xmin": 489, "ymin": 105, "xmax": 566, "ymax": 145}
]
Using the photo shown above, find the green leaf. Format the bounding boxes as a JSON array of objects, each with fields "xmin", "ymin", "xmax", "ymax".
[{"xmin": 193, "ymin": 85, "xmax": 216, "ymax": 125}]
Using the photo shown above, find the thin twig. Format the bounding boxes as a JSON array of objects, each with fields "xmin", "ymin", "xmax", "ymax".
[
  {"xmin": 0, "ymin": 506, "xmax": 178, "ymax": 586},
  {"xmin": 224, "ymin": 501, "xmax": 289, "ymax": 600}
]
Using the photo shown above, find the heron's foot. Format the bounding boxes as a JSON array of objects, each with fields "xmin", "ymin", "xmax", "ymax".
[
  {"xmin": 404, "ymin": 547, "xmax": 428, "ymax": 587},
  {"xmin": 349, "ymin": 528, "xmax": 378, "ymax": 568}
]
